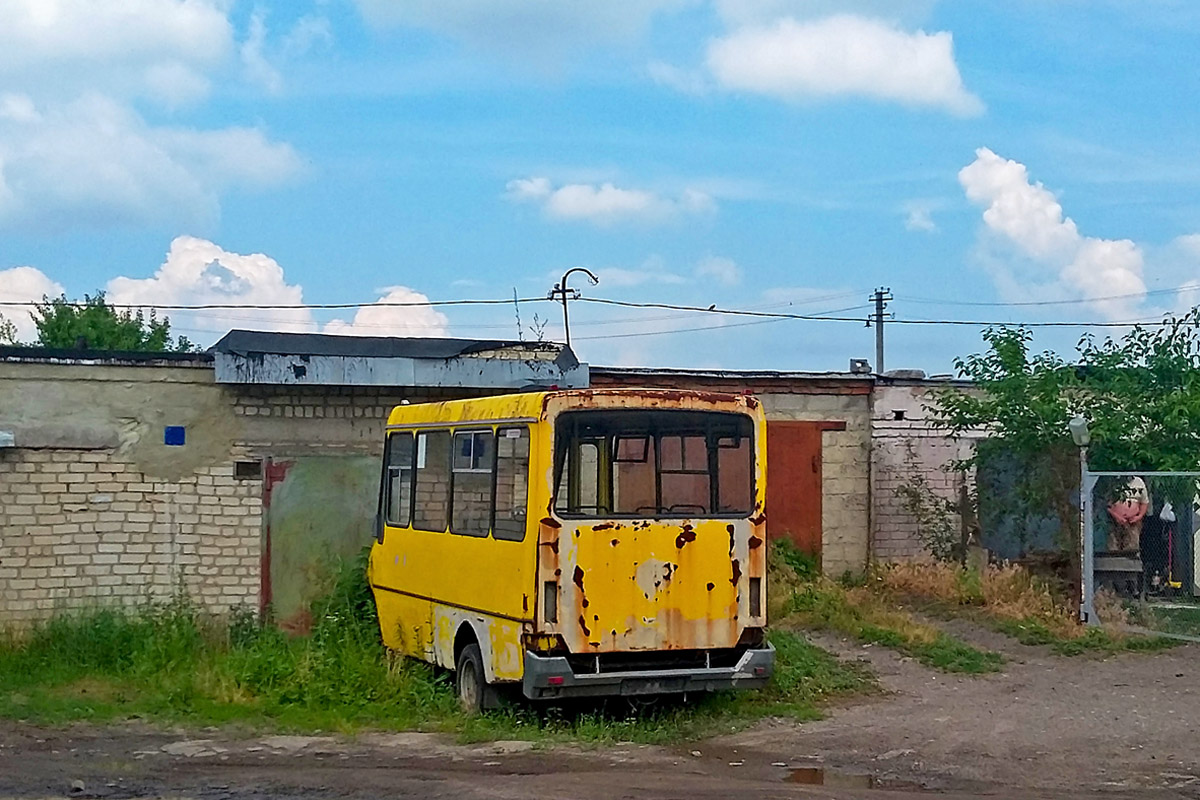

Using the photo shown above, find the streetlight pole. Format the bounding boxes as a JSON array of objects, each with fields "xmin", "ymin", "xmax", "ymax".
[
  {"xmin": 1069, "ymin": 415, "xmax": 1096, "ymax": 624},
  {"xmin": 550, "ymin": 268, "xmax": 598, "ymax": 348}
]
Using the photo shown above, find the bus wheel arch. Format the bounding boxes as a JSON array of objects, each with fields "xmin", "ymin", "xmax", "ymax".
[{"xmin": 453, "ymin": 623, "xmax": 498, "ymax": 712}]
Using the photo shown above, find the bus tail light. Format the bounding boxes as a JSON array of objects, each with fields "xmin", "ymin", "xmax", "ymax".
[
  {"xmin": 749, "ymin": 577, "xmax": 762, "ymax": 618},
  {"xmin": 543, "ymin": 581, "xmax": 558, "ymax": 624}
]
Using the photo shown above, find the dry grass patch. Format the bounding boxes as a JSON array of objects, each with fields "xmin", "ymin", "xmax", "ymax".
[{"xmin": 873, "ymin": 561, "xmax": 1174, "ymax": 654}]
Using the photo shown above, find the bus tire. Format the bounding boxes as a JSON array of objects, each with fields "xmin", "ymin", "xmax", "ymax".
[{"xmin": 456, "ymin": 643, "xmax": 486, "ymax": 715}]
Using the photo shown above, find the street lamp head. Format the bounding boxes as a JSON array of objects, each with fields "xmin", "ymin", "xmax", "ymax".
[{"xmin": 1068, "ymin": 415, "xmax": 1091, "ymax": 447}]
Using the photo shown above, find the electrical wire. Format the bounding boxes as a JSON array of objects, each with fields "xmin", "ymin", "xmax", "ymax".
[
  {"xmin": 574, "ymin": 304, "xmax": 872, "ymax": 341},
  {"xmin": 905, "ymin": 283, "xmax": 1200, "ymax": 308}
]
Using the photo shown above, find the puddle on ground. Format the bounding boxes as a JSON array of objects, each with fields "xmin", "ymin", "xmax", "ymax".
[{"xmin": 786, "ymin": 766, "xmax": 926, "ymax": 791}]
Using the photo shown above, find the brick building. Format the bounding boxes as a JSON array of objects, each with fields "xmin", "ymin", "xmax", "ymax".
[
  {"xmin": 1, "ymin": 333, "xmax": 961, "ymax": 627},
  {"xmin": 0, "ymin": 332, "xmax": 585, "ymax": 626}
]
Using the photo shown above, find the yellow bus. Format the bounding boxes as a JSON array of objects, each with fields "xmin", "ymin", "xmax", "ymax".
[{"xmin": 368, "ymin": 388, "xmax": 773, "ymax": 711}]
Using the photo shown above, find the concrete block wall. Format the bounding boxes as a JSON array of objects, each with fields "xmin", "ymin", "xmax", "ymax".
[
  {"xmin": 0, "ymin": 447, "xmax": 261, "ymax": 625},
  {"xmin": 760, "ymin": 392, "xmax": 872, "ymax": 576},
  {"xmin": 235, "ymin": 385, "xmax": 496, "ymax": 458}
]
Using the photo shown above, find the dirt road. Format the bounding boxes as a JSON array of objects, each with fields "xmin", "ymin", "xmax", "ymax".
[{"xmin": 3, "ymin": 621, "xmax": 1200, "ymax": 799}]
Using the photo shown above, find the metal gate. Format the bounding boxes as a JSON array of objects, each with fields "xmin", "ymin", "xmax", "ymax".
[
  {"xmin": 1082, "ymin": 469, "xmax": 1200, "ymax": 637},
  {"xmin": 262, "ymin": 456, "xmax": 378, "ymax": 631}
]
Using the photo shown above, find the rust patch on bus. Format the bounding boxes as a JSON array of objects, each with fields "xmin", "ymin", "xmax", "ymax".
[
  {"xmin": 727, "ymin": 524, "xmax": 736, "ymax": 555},
  {"xmin": 748, "ymin": 535, "xmax": 763, "ymax": 550},
  {"xmin": 592, "ymin": 521, "xmax": 615, "ymax": 531},
  {"xmin": 706, "ymin": 582, "xmax": 715, "ymax": 591},
  {"xmin": 540, "ymin": 516, "xmax": 561, "ymax": 529},
  {"xmin": 731, "ymin": 559, "xmax": 742, "ymax": 586},
  {"xmin": 610, "ymin": 538, "xmax": 619, "ymax": 547},
  {"xmin": 579, "ymin": 615, "xmax": 591, "ymax": 637},
  {"xmin": 675, "ymin": 525, "xmax": 696, "ymax": 549},
  {"xmin": 573, "ymin": 565, "xmax": 585, "ymax": 590}
]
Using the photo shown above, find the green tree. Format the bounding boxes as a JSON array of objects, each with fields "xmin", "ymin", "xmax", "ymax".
[
  {"xmin": 0, "ymin": 314, "xmax": 17, "ymax": 345},
  {"xmin": 930, "ymin": 312, "xmax": 1200, "ymax": 564},
  {"xmin": 32, "ymin": 292, "xmax": 194, "ymax": 352}
]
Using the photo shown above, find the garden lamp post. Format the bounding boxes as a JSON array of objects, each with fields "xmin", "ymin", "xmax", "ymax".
[{"xmin": 1069, "ymin": 415, "xmax": 1095, "ymax": 623}]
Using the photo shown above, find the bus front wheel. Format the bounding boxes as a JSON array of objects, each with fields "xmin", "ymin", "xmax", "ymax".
[{"xmin": 456, "ymin": 643, "xmax": 486, "ymax": 714}]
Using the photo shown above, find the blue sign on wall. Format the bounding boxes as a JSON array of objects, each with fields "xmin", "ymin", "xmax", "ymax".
[{"xmin": 164, "ymin": 426, "xmax": 186, "ymax": 446}]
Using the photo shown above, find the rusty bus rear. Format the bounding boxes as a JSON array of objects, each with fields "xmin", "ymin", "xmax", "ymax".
[{"xmin": 369, "ymin": 388, "xmax": 772, "ymax": 708}]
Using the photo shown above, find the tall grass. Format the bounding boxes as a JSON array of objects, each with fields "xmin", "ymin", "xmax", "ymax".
[
  {"xmin": 0, "ymin": 550, "xmax": 458, "ymax": 729},
  {"xmin": 0, "ymin": 548, "xmax": 874, "ymax": 740}
]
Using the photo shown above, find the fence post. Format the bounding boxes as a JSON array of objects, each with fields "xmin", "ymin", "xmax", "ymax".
[{"xmin": 1080, "ymin": 457, "xmax": 1098, "ymax": 624}]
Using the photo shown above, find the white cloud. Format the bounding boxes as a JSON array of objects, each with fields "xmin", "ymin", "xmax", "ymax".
[
  {"xmin": 143, "ymin": 61, "xmax": 212, "ymax": 108},
  {"xmin": 354, "ymin": 0, "xmax": 682, "ymax": 60},
  {"xmin": 106, "ymin": 236, "xmax": 313, "ymax": 336},
  {"xmin": 0, "ymin": 2, "xmax": 306, "ymax": 230},
  {"xmin": 695, "ymin": 255, "xmax": 742, "ymax": 286},
  {"xmin": 0, "ymin": 0, "xmax": 232, "ymax": 103},
  {"xmin": 241, "ymin": 10, "xmax": 283, "ymax": 94},
  {"xmin": 903, "ymin": 200, "xmax": 938, "ymax": 232},
  {"xmin": 0, "ymin": 93, "xmax": 300, "ymax": 229},
  {"xmin": 325, "ymin": 286, "xmax": 449, "ymax": 337},
  {"xmin": 647, "ymin": 61, "xmax": 709, "ymax": 95},
  {"xmin": 283, "ymin": 14, "xmax": 334, "ymax": 58},
  {"xmin": 0, "ymin": 0, "xmax": 232, "ymax": 69},
  {"xmin": 103, "ymin": 236, "xmax": 449, "ymax": 341},
  {"xmin": 705, "ymin": 15, "xmax": 983, "ymax": 116},
  {"xmin": 713, "ymin": 0, "xmax": 938, "ymax": 27},
  {"xmin": 505, "ymin": 176, "xmax": 715, "ymax": 225},
  {"xmin": 959, "ymin": 148, "xmax": 1147, "ymax": 319},
  {"xmin": 0, "ymin": 266, "xmax": 65, "ymax": 341}
]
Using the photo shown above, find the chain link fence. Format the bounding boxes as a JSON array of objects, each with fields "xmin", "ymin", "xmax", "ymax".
[{"xmin": 1083, "ymin": 471, "xmax": 1200, "ymax": 637}]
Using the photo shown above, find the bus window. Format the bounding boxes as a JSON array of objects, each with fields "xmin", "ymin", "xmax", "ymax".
[
  {"xmin": 554, "ymin": 410, "xmax": 753, "ymax": 518},
  {"xmin": 493, "ymin": 427, "xmax": 530, "ymax": 541},
  {"xmin": 717, "ymin": 435, "xmax": 753, "ymax": 513},
  {"xmin": 451, "ymin": 430, "xmax": 494, "ymax": 537},
  {"xmin": 557, "ymin": 437, "xmax": 607, "ymax": 514},
  {"xmin": 613, "ymin": 436, "xmax": 655, "ymax": 515},
  {"xmin": 414, "ymin": 430, "xmax": 451, "ymax": 531},
  {"xmin": 659, "ymin": 434, "xmax": 710, "ymax": 515},
  {"xmin": 385, "ymin": 432, "xmax": 414, "ymax": 526}
]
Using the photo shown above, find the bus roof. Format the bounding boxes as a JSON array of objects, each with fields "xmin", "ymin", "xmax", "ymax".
[{"xmin": 385, "ymin": 388, "xmax": 761, "ymax": 427}]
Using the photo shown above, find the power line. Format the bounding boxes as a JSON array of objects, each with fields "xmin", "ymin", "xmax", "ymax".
[
  {"xmin": 4, "ymin": 291, "xmax": 1194, "ymax": 331},
  {"xmin": 905, "ymin": 283, "xmax": 1200, "ymax": 308},
  {"xmin": 0, "ymin": 296, "xmax": 553, "ymax": 311},
  {"xmin": 574, "ymin": 304, "xmax": 872, "ymax": 341}
]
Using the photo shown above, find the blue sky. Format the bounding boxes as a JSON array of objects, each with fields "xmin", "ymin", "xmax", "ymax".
[{"xmin": 2, "ymin": 0, "xmax": 1199, "ymax": 373}]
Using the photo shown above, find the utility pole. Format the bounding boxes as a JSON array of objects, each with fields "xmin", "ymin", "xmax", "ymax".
[
  {"xmin": 869, "ymin": 287, "xmax": 893, "ymax": 374},
  {"xmin": 549, "ymin": 267, "xmax": 598, "ymax": 348}
]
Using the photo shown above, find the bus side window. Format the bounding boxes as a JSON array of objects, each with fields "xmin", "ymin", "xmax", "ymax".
[
  {"xmin": 451, "ymin": 430, "xmax": 494, "ymax": 537},
  {"xmin": 493, "ymin": 427, "xmax": 530, "ymax": 541},
  {"xmin": 414, "ymin": 430, "xmax": 451, "ymax": 532},
  {"xmin": 385, "ymin": 432, "xmax": 415, "ymax": 526}
]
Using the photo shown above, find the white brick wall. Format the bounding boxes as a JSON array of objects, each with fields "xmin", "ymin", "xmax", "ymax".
[{"xmin": 0, "ymin": 448, "xmax": 262, "ymax": 624}]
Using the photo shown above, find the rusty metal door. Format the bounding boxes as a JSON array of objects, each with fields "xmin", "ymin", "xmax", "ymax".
[
  {"xmin": 262, "ymin": 456, "xmax": 379, "ymax": 631},
  {"xmin": 765, "ymin": 422, "xmax": 824, "ymax": 557}
]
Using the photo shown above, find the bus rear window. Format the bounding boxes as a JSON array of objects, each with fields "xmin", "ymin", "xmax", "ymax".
[{"xmin": 554, "ymin": 410, "xmax": 754, "ymax": 518}]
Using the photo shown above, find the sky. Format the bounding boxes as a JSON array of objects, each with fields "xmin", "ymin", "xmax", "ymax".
[{"xmin": 2, "ymin": 0, "xmax": 1200, "ymax": 374}]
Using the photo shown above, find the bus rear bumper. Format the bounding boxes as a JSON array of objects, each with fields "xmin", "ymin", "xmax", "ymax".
[{"xmin": 521, "ymin": 644, "xmax": 775, "ymax": 700}]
